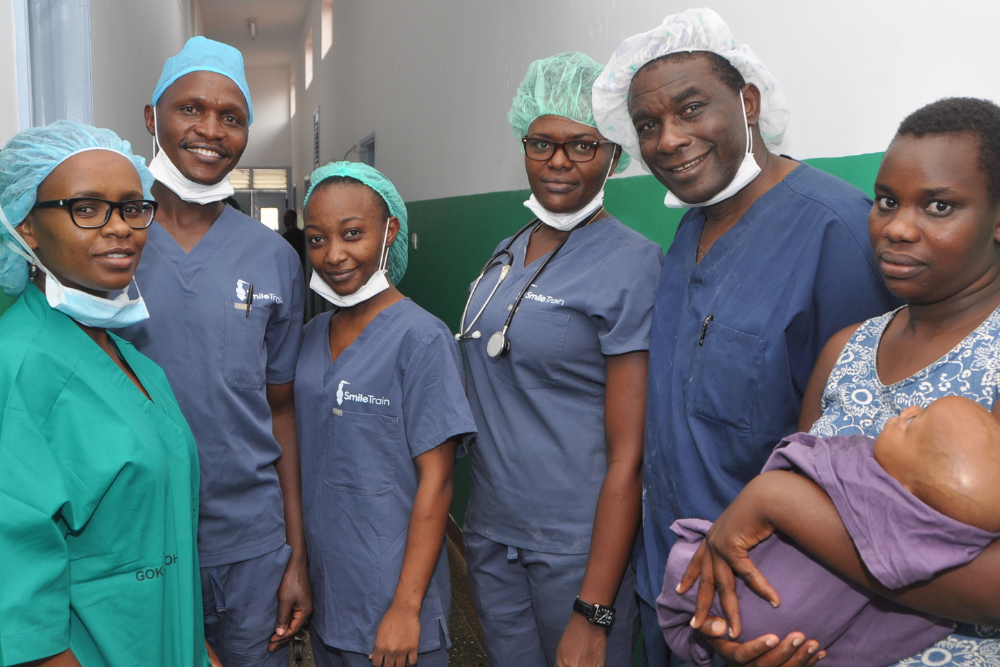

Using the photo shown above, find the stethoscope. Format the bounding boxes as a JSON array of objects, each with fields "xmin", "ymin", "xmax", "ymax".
[{"xmin": 455, "ymin": 207, "xmax": 603, "ymax": 358}]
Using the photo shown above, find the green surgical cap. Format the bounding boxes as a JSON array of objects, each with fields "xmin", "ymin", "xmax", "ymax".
[
  {"xmin": 304, "ymin": 161, "xmax": 408, "ymax": 285},
  {"xmin": 0, "ymin": 120, "xmax": 154, "ymax": 296},
  {"xmin": 509, "ymin": 51, "xmax": 631, "ymax": 173},
  {"xmin": 152, "ymin": 36, "xmax": 253, "ymax": 125}
]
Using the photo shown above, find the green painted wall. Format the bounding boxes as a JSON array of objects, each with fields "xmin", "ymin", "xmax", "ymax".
[
  {"xmin": 398, "ymin": 152, "xmax": 885, "ymax": 526},
  {"xmin": 0, "ymin": 152, "xmax": 885, "ymax": 527}
]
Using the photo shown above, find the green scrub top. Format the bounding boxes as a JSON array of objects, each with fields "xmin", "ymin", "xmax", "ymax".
[{"xmin": 0, "ymin": 286, "xmax": 209, "ymax": 667}]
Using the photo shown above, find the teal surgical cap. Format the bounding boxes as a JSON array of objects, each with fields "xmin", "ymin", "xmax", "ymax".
[
  {"xmin": 509, "ymin": 51, "xmax": 631, "ymax": 174},
  {"xmin": 304, "ymin": 161, "xmax": 409, "ymax": 285},
  {"xmin": 152, "ymin": 36, "xmax": 254, "ymax": 125},
  {"xmin": 0, "ymin": 120, "xmax": 154, "ymax": 296}
]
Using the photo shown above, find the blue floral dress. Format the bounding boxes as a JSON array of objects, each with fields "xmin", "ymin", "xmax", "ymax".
[{"xmin": 813, "ymin": 305, "xmax": 1000, "ymax": 666}]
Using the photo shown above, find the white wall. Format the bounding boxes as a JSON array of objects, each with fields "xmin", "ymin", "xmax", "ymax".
[
  {"xmin": 0, "ymin": 0, "xmax": 20, "ymax": 145},
  {"xmin": 289, "ymin": 0, "xmax": 1000, "ymax": 205},
  {"xmin": 89, "ymin": 0, "xmax": 195, "ymax": 161},
  {"xmin": 239, "ymin": 65, "xmax": 292, "ymax": 167}
]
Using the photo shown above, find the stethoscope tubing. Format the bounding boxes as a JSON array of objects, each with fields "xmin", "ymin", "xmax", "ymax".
[
  {"xmin": 456, "ymin": 208, "xmax": 603, "ymax": 351},
  {"xmin": 456, "ymin": 219, "xmax": 537, "ymax": 340}
]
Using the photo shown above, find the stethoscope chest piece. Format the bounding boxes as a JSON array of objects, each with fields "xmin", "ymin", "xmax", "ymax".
[{"xmin": 486, "ymin": 331, "xmax": 510, "ymax": 359}]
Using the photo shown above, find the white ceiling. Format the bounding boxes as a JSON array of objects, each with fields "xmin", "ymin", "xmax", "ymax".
[{"xmin": 199, "ymin": 0, "xmax": 311, "ymax": 68}]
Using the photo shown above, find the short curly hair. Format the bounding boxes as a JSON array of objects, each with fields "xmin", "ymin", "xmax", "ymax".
[
  {"xmin": 637, "ymin": 51, "xmax": 746, "ymax": 96},
  {"xmin": 896, "ymin": 97, "xmax": 1000, "ymax": 205}
]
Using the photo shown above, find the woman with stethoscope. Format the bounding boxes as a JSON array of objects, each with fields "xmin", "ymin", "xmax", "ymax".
[{"xmin": 458, "ymin": 52, "xmax": 664, "ymax": 667}]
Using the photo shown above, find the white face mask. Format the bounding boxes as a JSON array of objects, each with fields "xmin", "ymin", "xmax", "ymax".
[
  {"xmin": 662, "ymin": 92, "xmax": 762, "ymax": 209},
  {"xmin": 310, "ymin": 218, "xmax": 392, "ymax": 308},
  {"xmin": 147, "ymin": 108, "xmax": 235, "ymax": 205},
  {"xmin": 0, "ymin": 205, "xmax": 150, "ymax": 328},
  {"xmin": 523, "ymin": 154, "xmax": 615, "ymax": 231}
]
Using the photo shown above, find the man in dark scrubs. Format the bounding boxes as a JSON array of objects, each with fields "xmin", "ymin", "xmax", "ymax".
[
  {"xmin": 119, "ymin": 37, "xmax": 311, "ymax": 666},
  {"xmin": 594, "ymin": 10, "xmax": 899, "ymax": 665}
]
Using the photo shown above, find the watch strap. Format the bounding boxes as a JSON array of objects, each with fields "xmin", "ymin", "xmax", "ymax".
[{"xmin": 573, "ymin": 596, "xmax": 616, "ymax": 628}]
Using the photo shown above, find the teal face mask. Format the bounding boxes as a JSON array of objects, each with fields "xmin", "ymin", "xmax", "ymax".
[{"xmin": 0, "ymin": 204, "xmax": 150, "ymax": 328}]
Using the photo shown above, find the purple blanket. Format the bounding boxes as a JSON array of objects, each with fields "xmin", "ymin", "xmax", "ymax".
[{"xmin": 657, "ymin": 433, "xmax": 1000, "ymax": 667}]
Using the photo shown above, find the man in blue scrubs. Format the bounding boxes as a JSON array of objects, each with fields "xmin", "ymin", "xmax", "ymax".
[
  {"xmin": 119, "ymin": 37, "xmax": 310, "ymax": 666},
  {"xmin": 593, "ymin": 10, "xmax": 899, "ymax": 665}
]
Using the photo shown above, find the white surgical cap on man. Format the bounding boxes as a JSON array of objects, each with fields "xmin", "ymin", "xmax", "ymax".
[{"xmin": 592, "ymin": 8, "xmax": 790, "ymax": 172}]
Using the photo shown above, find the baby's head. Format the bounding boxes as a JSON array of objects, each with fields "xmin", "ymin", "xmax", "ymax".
[{"xmin": 874, "ymin": 396, "xmax": 1000, "ymax": 532}]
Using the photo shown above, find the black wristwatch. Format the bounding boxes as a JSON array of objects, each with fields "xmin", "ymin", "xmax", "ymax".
[{"xmin": 573, "ymin": 597, "xmax": 616, "ymax": 627}]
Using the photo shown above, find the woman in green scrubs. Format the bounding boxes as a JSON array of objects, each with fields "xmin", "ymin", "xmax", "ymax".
[{"xmin": 0, "ymin": 122, "xmax": 212, "ymax": 667}]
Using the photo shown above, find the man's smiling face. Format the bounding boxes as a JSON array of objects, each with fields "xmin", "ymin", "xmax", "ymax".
[
  {"xmin": 628, "ymin": 53, "xmax": 750, "ymax": 204},
  {"xmin": 147, "ymin": 70, "xmax": 249, "ymax": 186}
]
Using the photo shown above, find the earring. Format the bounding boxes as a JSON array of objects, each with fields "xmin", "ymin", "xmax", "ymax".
[{"xmin": 28, "ymin": 262, "xmax": 37, "ymax": 281}]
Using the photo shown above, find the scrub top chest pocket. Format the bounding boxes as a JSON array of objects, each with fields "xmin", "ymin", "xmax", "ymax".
[
  {"xmin": 494, "ymin": 309, "xmax": 571, "ymax": 389},
  {"xmin": 223, "ymin": 300, "xmax": 271, "ymax": 390},
  {"xmin": 684, "ymin": 318, "xmax": 768, "ymax": 432},
  {"xmin": 324, "ymin": 408, "xmax": 399, "ymax": 496}
]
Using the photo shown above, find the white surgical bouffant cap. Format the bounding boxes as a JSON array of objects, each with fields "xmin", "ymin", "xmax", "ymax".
[{"xmin": 592, "ymin": 8, "xmax": 791, "ymax": 172}]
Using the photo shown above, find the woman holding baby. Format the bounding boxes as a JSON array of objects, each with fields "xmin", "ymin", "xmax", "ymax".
[{"xmin": 678, "ymin": 97, "xmax": 1000, "ymax": 667}]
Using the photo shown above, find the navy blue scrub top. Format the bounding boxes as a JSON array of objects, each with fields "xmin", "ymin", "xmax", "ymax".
[
  {"xmin": 119, "ymin": 205, "xmax": 305, "ymax": 567},
  {"xmin": 637, "ymin": 164, "xmax": 901, "ymax": 605},
  {"xmin": 296, "ymin": 298, "xmax": 476, "ymax": 654},
  {"xmin": 462, "ymin": 216, "xmax": 663, "ymax": 554}
]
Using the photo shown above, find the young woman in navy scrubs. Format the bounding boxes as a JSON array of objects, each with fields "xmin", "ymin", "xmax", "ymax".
[
  {"xmin": 458, "ymin": 52, "xmax": 664, "ymax": 667},
  {"xmin": 295, "ymin": 162, "xmax": 476, "ymax": 667}
]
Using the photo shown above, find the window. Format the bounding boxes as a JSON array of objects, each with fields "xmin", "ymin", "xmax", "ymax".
[
  {"xmin": 14, "ymin": 0, "xmax": 94, "ymax": 128},
  {"xmin": 260, "ymin": 208, "xmax": 280, "ymax": 231},
  {"xmin": 289, "ymin": 72, "xmax": 296, "ymax": 118},
  {"xmin": 304, "ymin": 28, "xmax": 313, "ymax": 89},
  {"xmin": 230, "ymin": 169, "xmax": 288, "ymax": 191},
  {"xmin": 230, "ymin": 169, "xmax": 251, "ymax": 190},
  {"xmin": 321, "ymin": 0, "xmax": 333, "ymax": 58},
  {"xmin": 227, "ymin": 169, "xmax": 290, "ymax": 231},
  {"xmin": 358, "ymin": 132, "xmax": 376, "ymax": 167},
  {"xmin": 252, "ymin": 169, "xmax": 289, "ymax": 190}
]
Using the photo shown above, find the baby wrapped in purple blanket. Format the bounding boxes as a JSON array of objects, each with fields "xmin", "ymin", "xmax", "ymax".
[{"xmin": 658, "ymin": 396, "xmax": 1000, "ymax": 667}]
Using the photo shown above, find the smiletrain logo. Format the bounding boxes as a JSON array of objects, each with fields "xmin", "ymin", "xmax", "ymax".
[{"xmin": 336, "ymin": 379, "xmax": 390, "ymax": 406}]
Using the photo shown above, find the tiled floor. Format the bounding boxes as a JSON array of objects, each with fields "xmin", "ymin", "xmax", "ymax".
[{"xmin": 289, "ymin": 536, "xmax": 488, "ymax": 667}]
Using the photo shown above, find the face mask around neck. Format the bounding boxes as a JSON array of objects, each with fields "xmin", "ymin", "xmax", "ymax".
[
  {"xmin": 523, "ymin": 151, "xmax": 616, "ymax": 231},
  {"xmin": 311, "ymin": 218, "xmax": 392, "ymax": 308},
  {"xmin": 0, "ymin": 206, "xmax": 150, "ymax": 328},
  {"xmin": 662, "ymin": 92, "xmax": 762, "ymax": 209},
  {"xmin": 147, "ymin": 108, "xmax": 235, "ymax": 205}
]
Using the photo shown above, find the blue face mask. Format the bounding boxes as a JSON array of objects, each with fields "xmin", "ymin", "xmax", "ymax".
[
  {"xmin": 0, "ymin": 205, "xmax": 150, "ymax": 328},
  {"xmin": 41, "ymin": 268, "xmax": 149, "ymax": 328}
]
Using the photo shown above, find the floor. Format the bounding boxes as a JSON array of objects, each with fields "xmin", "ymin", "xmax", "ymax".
[{"xmin": 288, "ymin": 535, "xmax": 489, "ymax": 666}]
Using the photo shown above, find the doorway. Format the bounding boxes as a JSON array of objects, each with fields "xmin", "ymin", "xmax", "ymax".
[{"xmin": 230, "ymin": 167, "xmax": 291, "ymax": 230}]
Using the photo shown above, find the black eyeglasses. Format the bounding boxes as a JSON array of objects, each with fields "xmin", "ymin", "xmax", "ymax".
[
  {"xmin": 521, "ymin": 137, "xmax": 617, "ymax": 163},
  {"xmin": 33, "ymin": 198, "xmax": 158, "ymax": 229}
]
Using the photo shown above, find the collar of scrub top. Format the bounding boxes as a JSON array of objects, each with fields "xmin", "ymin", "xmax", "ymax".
[{"xmin": 456, "ymin": 206, "xmax": 604, "ymax": 358}]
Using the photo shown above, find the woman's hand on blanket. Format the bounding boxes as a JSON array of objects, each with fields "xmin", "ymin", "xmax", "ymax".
[
  {"xmin": 678, "ymin": 474, "xmax": 784, "ymax": 637},
  {"xmin": 702, "ymin": 625, "xmax": 826, "ymax": 667}
]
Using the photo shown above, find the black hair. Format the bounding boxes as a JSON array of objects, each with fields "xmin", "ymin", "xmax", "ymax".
[
  {"xmin": 896, "ymin": 97, "xmax": 1000, "ymax": 205},
  {"xmin": 307, "ymin": 175, "xmax": 390, "ymax": 221},
  {"xmin": 638, "ymin": 51, "xmax": 745, "ymax": 95}
]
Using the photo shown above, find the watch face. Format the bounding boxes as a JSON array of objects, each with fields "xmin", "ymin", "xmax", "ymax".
[{"xmin": 593, "ymin": 606, "xmax": 614, "ymax": 627}]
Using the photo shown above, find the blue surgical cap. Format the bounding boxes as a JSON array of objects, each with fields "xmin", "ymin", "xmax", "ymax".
[
  {"xmin": 0, "ymin": 120, "xmax": 154, "ymax": 296},
  {"xmin": 509, "ymin": 51, "xmax": 631, "ymax": 173},
  {"xmin": 152, "ymin": 36, "xmax": 254, "ymax": 125},
  {"xmin": 304, "ymin": 161, "xmax": 409, "ymax": 285}
]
